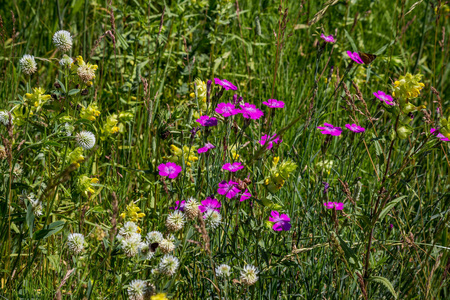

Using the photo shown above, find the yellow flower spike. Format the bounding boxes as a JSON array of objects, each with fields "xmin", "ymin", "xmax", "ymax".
[
  {"xmin": 111, "ymin": 126, "xmax": 119, "ymax": 133},
  {"xmin": 119, "ymin": 213, "xmax": 126, "ymax": 219},
  {"xmin": 137, "ymin": 226, "xmax": 141, "ymax": 233},
  {"xmin": 88, "ymin": 187, "xmax": 95, "ymax": 194},
  {"xmin": 137, "ymin": 213, "xmax": 145, "ymax": 218},
  {"xmin": 86, "ymin": 81, "xmax": 93, "ymax": 87},
  {"xmin": 151, "ymin": 293, "xmax": 168, "ymax": 300},
  {"xmin": 90, "ymin": 178, "xmax": 99, "ymax": 184},
  {"xmin": 273, "ymin": 156, "xmax": 280, "ymax": 166},
  {"xmin": 190, "ymin": 92, "xmax": 195, "ymax": 98},
  {"xmin": 264, "ymin": 179, "xmax": 269, "ymax": 185}
]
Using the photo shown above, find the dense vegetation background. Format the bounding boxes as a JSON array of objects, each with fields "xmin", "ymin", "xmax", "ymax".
[{"xmin": 0, "ymin": 0, "xmax": 449, "ymax": 299}]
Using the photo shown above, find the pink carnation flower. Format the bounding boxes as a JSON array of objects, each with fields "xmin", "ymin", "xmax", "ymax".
[
  {"xmin": 317, "ymin": 123, "xmax": 343, "ymax": 136},
  {"xmin": 217, "ymin": 180, "xmax": 240, "ymax": 199},
  {"xmin": 198, "ymin": 142, "xmax": 215, "ymax": 153},
  {"xmin": 320, "ymin": 34, "xmax": 336, "ymax": 43},
  {"xmin": 158, "ymin": 162, "xmax": 182, "ymax": 179},
  {"xmin": 237, "ymin": 103, "xmax": 264, "ymax": 120},
  {"xmin": 199, "ymin": 197, "xmax": 221, "ymax": 213},
  {"xmin": 262, "ymin": 99, "xmax": 285, "ymax": 108},
  {"xmin": 170, "ymin": 200, "xmax": 186, "ymax": 211},
  {"xmin": 196, "ymin": 115, "xmax": 218, "ymax": 127},
  {"xmin": 430, "ymin": 128, "xmax": 450, "ymax": 141},
  {"xmin": 345, "ymin": 124, "xmax": 365, "ymax": 133},
  {"xmin": 373, "ymin": 91, "xmax": 394, "ymax": 105},
  {"xmin": 222, "ymin": 162, "xmax": 244, "ymax": 172},
  {"xmin": 347, "ymin": 51, "xmax": 364, "ymax": 64},
  {"xmin": 259, "ymin": 134, "xmax": 281, "ymax": 150},
  {"xmin": 215, "ymin": 102, "xmax": 239, "ymax": 117},
  {"xmin": 214, "ymin": 78, "xmax": 237, "ymax": 91},
  {"xmin": 269, "ymin": 211, "xmax": 291, "ymax": 231},
  {"xmin": 323, "ymin": 202, "xmax": 344, "ymax": 210},
  {"xmin": 239, "ymin": 189, "xmax": 251, "ymax": 202}
]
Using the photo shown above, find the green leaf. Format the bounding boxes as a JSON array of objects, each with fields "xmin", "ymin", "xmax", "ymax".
[
  {"xmin": 378, "ymin": 196, "xmax": 407, "ymax": 221},
  {"xmin": 368, "ymin": 276, "xmax": 398, "ymax": 299},
  {"xmin": 68, "ymin": 89, "xmax": 80, "ymax": 96},
  {"xmin": 344, "ymin": 29, "xmax": 357, "ymax": 52},
  {"xmin": 33, "ymin": 221, "xmax": 65, "ymax": 240}
]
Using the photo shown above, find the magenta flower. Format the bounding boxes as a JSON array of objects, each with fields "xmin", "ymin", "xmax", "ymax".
[
  {"xmin": 199, "ymin": 197, "xmax": 221, "ymax": 213},
  {"xmin": 345, "ymin": 124, "xmax": 365, "ymax": 133},
  {"xmin": 169, "ymin": 200, "xmax": 186, "ymax": 212},
  {"xmin": 214, "ymin": 78, "xmax": 238, "ymax": 91},
  {"xmin": 347, "ymin": 51, "xmax": 364, "ymax": 64},
  {"xmin": 222, "ymin": 162, "xmax": 244, "ymax": 172},
  {"xmin": 196, "ymin": 115, "xmax": 218, "ymax": 127},
  {"xmin": 321, "ymin": 34, "xmax": 336, "ymax": 43},
  {"xmin": 430, "ymin": 128, "xmax": 450, "ymax": 141},
  {"xmin": 317, "ymin": 123, "xmax": 343, "ymax": 136},
  {"xmin": 237, "ymin": 103, "xmax": 264, "ymax": 120},
  {"xmin": 217, "ymin": 180, "xmax": 240, "ymax": 199},
  {"xmin": 373, "ymin": 91, "xmax": 394, "ymax": 105},
  {"xmin": 262, "ymin": 99, "xmax": 285, "ymax": 108},
  {"xmin": 239, "ymin": 189, "xmax": 251, "ymax": 202},
  {"xmin": 215, "ymin": 102, "xmax": 239, "ymax": 117},
  {"xmin": 259, "ymin": 134, "xmax": 282, "ymax": 150},
  {"xmin": 323, "ymin": 202, "xmax": 344, "ymax": 210},
  {"xmin": 269, "ymin": 211, "xmax": 291, "ymax": 231},
  {"xmin": 198, "ymin": 142, "xmax": 216, "ymax": 153},
  {"xmin": 158, "ymin": 162, "xmax": 182, "ymax": 179}
]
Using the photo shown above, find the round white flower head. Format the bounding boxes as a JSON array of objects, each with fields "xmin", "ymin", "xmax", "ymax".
[
  {"xmin": 240, "ymin": 265, "xmax": 259, "ymax": 286},
  {"xmin": 119, "ymin": 221, "xmax": 139, "ymax": 238},
  {"xmin": 159, "ymin": 254, "xmax": 179, "ymax": 276},
  {"xmin": 13, "ymin": 164, "xmax": 23, "ymax": 176},
  {"xmin": 116, "ymin": 233, "xmax": 125, "ymax": 243},
  {"xmin": 121, "ymin": 232, "xmax": 142, "ymax": 257},
  {"xmin": 127, "ymin": 279, "xmax": 146, "ymax": 300},
  {"xmin": 67, "ymin": 233, "xmax": 85, "ymax": 254},
  {"xmin": 146, "ymin": 231, "xmax": 163, "ymax": 244},
  {"xmin": 159, "ymin": 236, "xmax": 176, "ymax": 254},
  {"xmin": 185, "ymin": 197, "xmax": 200, "ymax": 220},
  {"xmin": 53, "ymin": 30, "xmax": 73, "ymax": 52},
  {"xmin": 204, "ymin": 210, "xmax": 222, "ymax": 229},
  {"xmin": 19, "ymin": 54, "xmax": 37, "ymax": 75},
  {"xmin": 64, "ymin": 123, "xmax": 74, "ymax": 136},
  {"xmin": 0, "ymin": 111, "xmax": 13, "ymax": 126},
  {"xmin": 28, "ymin": 193, "xmax": 43, "ymax": 217},
  {"xmin": 59, "ymin": 54, "xmax": 74, "ymax": 67},
  {"xmin": 77, "ymin": 62, "xmax": 96, "ymax": 83},
  {"xmin": 215, "ymin": 264, "xmax": 231, "ymax": 278},
  {"xmin": 76, "ymin": 130, "xmax": 96, "ymax": 149},
  {"xmin": 166, "ymin": 210, "xmax": 185, "ymax": 232}
]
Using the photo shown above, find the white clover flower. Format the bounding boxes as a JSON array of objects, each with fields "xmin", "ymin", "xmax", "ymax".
[
  {"xmin": 76, "ymin": 130, "xmax": 96, "ymax": 149},
  {"xmin": 166, "ymin": 210, "xmax": 185, "ymax": 232},
  {"xmin": 59, "ymin": 54, "xmax": 74, "ymax": 67},
  {"xmin": 121, "ymin": 232, "xmax": 142, "ymax": 257},
  {"xmin": 67, "ymin": 233, "xmax": 85, "ymax": 254},
  {"xmin": 127, "ymin": 279, "xmax": 146, "ymax": 300},
  {"xmin": 146, "ymin": 231, "xmax": 163, "ymax": 244},
  {"xmin": 19, "ymin": 54, "xmax": 37, "ymax": 75},
  {"xmin": 240, "ymin": 265, "xmax": 259, "ymax": 286},
  {"xmin": 216, "ymin": 264, "xmax": 231, "ymax": 278},
  {"xmin": 159, "ymin": 254, "xmax": 179, "ymax": 276},
  {"xmin": 28, "ymin": 193, "xmax": 43, "ymax": 217},
  {"xmin": 0, "ymin": 110, "xmax": 13, "ymax": 126},
  {"xmin": 204, "ymin": 209, "xmax": 222, "ymax": 229},
  {"xmin": 159, "ymin": 236, "xmax": 176, "ymax": 254},
  {"xmin": 77, "ymin": 62, "xmax": 97, "ymax": 83},
  {"xmin": 64, "ymin": 123, "xmax": 74, "ymax": 136},
  {"xmin": 119, "ymin": 221, "xmax": 139, "ymax": 238},
  {"xmin": 185, "ymin": 197, "xmax": 200, "ymax": 220},
  {"xmin": 53, "ymin": 30, "xmax": 73, "ymax": 52},
  {"xmin": 13, "ymin": 164, "xmax": 23, "ymax": 176},
  {"xmin": 116, "ymin": 233, "xmax": 125, "ymax": 243}
]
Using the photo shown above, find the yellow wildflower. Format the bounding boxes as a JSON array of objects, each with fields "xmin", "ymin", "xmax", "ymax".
[
  {"xmin": 392, "ymin": 73, "xmax": 424, "ymax": 99},
  {"xmin": 24, "ymin": 87, "xmax": 52, "ymax": 109},
  {"xmin": 80, "ymin": 103, "xmax": 101, "ymax": 121},
  {"xmin": 151, "ymin": 293, "xmax": 168, "ymax": 300},
  {"xmin": 119, "ymin": 202, "xmax": 145, "ymax": 223},
  {"xmin": 68, "ymin": 147, "xmax": 84, "ymax": 168}
]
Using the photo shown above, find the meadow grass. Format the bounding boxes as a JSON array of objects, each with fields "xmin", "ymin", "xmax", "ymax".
[{"xmin": 0, "ymin": 0, "xmax": 449, "ymax": 299}]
